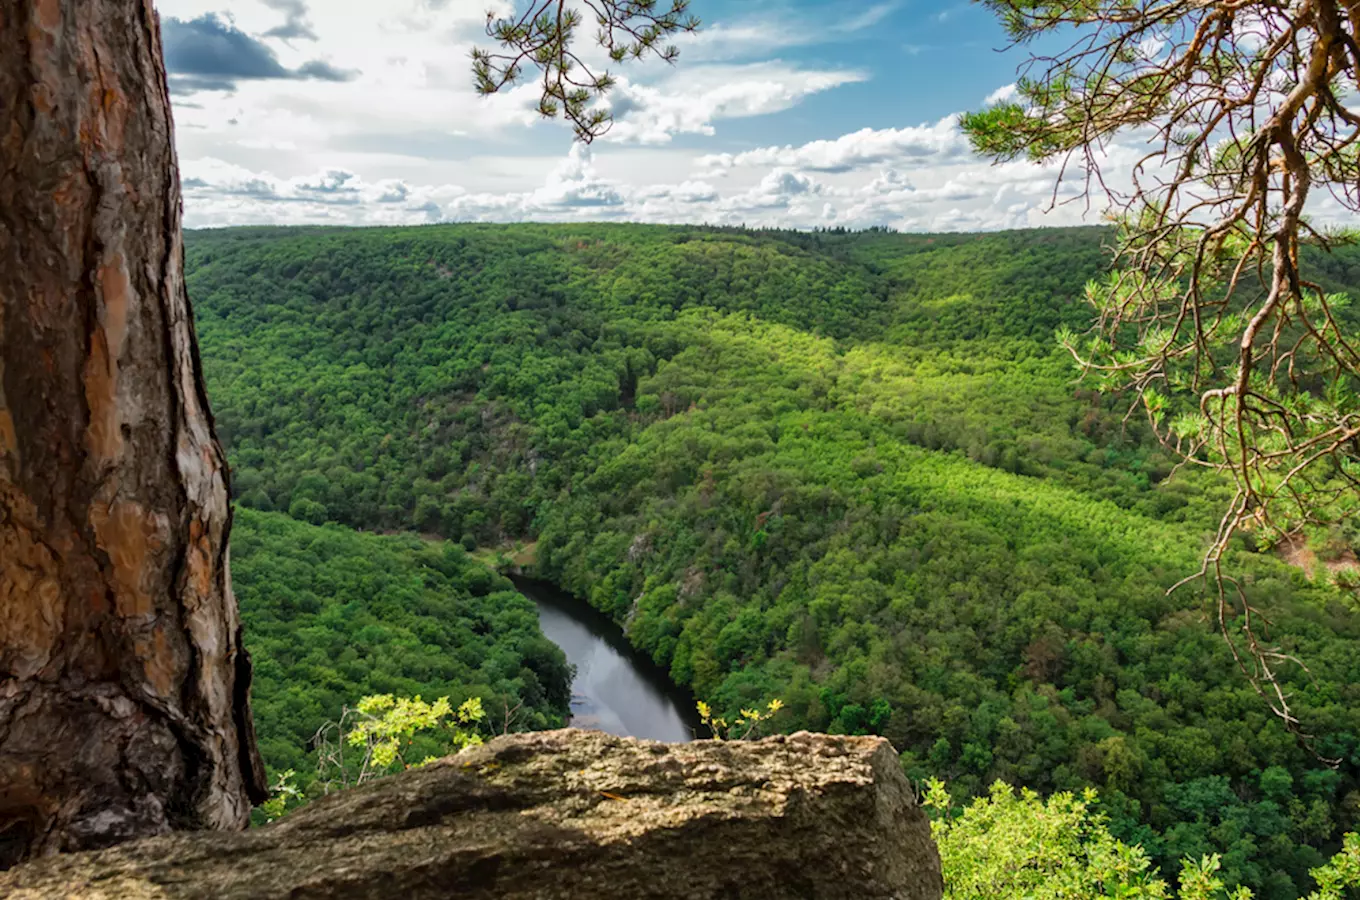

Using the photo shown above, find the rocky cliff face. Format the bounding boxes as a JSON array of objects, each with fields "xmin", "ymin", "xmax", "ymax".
[{"xmin": 1, "ymin": 729, "xmax": 943, "ymax": 899}]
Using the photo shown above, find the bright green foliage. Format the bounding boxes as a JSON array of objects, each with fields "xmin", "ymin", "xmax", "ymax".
[
  {"xmin": 927, "ymin": 779, "xmax": 1169, "ymax": 899},
  {"xmin": 260, "ymin": 769, "xmax": 301, "ymax": 823},
  {"xmin": 926, "ymin": 779, "xmax": 1360, "ymax": 900},
  {"xmin": 263, "ymin": 694, "xmax": 488, "ymax": 820},
  {"xmin": 345, "ymin": 694, "xmax": 485, "ymax": 771},
  {"xmin": 1307, "ymin": 834, "xmax": 1360, "ymax": 900},
  {"xmin": 229, "ymin": 508, "xmax": 571, "ymax": 795},
  {"xmin": 188, "ymin": 224, "xmax": 1360, "ymax": 896},
  {"xmin": 963, "ymin": 3, "xmax": 1360, "ymax": 695}
]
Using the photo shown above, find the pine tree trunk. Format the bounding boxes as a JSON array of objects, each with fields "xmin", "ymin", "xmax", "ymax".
[{"xmin": 0, "ymin": 0, "xmax": 267, "ymax": 867}]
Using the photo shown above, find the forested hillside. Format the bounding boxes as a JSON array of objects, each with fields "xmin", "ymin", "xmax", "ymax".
[
  {"xmin": 229, "ymin": 508, "xmax": 571, "ymax": 785},
  {"xmin": 189, "ymin": 224, "xmax": 1360, "ymax": 898}
]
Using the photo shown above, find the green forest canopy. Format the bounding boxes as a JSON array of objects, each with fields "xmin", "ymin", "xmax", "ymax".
[
  {"xmin": 189, "ymin": 223, "xmax": 1360, "ymax": 898},
  {"xmin": 230, "ymin": 507, "xmax": 570, "ymax": 787}
]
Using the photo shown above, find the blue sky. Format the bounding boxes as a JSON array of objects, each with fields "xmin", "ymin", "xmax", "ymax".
[
  {"xmin": 688, "ymin": 1, "xmax": 1021, "ymax": 143},
  {"xmin": 158, "ymin": 0, "xmax": 1115, "ymax": 231}
]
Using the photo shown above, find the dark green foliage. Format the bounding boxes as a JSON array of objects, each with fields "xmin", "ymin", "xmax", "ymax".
[
  {"xmin": 230, "ymin": 508, "xmax": 571, "ymax": 787},
  {"xmin": 190, "ymin": 224, "xmax": 1360, "ymax": 897}
]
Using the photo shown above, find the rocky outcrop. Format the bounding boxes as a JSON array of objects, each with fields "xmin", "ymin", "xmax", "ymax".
[{"xmin": 0, "ymin": 729, "xmax": 943, "ymax": 899}]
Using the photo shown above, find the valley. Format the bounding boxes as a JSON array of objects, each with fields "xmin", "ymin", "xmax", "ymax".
[{"xmin": 189, "ymin": 223, "xmax": 1360, "ymax": 897}]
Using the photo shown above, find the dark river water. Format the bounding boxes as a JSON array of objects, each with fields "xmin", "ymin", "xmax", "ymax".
[{"xmin": 512, "ymin": 578, "xmax": 700, "ymax": 743}]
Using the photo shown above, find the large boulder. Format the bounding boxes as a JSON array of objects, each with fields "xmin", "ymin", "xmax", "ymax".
[{"xmin": 1, "ymin": 729, "xmax": 943, "ymax": 899}]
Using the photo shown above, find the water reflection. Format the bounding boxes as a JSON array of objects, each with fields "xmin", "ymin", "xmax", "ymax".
[{"xmin": 515, "ymin": 578, "xmax": 699, "ymax": 743}]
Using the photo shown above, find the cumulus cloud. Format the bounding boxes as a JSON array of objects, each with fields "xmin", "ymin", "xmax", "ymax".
[
  {"xmin": 441, "ymin": 146, "xmax": 690, "ymax": 220},
  {"xmin": 182, "ymin": 147, "xmax": 731, "ymax": 227},
  {"xmin": 182, "ymin": 147, "xmax": 639, "ymax": 226},
  {"xmin": 983, "ymin": 83, "xmax": 1018, "ymax": 106},
  {"xmin": 154, "ymin": 2, "xmax": 1142, "ymax": 234},
  {"xmin": 636, "ymin": 181, "xmax": 720, "ymax": 204},
  {"xmin": 159, "ymin": 0, "xmax": 881, "ymax": 230},
  {"xmin": 181, "ymin": 157, "xmax": 468, "ymax": 226},
  {"xmin": 698, "ymin": 117, "xmax": 972, "ymax": 174},
  {"xmin": 530, "ymin": 146, "xmax": 628, "ymax": 209},
  {"xmin": 724, "ymin": 169, "xmax": 824, "ymax": 211},
  {"xmin": 177, "ymin": 82, "xmax": 1128, "ymax": 235},
  {"xmin": 180, "ymin": 136, "xmax": 1072, "ymax": 233},
  {"xmin": 162, "ymin": 14, "xmax": 356, "ymax": 94}
]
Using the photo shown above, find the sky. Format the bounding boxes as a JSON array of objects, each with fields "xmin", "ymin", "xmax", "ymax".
[{"xmin": 157, "ymin": 0, "xmax": 1124, "ymax": 232}]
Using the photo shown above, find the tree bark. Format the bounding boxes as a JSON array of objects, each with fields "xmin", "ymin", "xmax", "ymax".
[{"xmin": 0, "ymin": 0, "xmax": 267, "ymax": 867}]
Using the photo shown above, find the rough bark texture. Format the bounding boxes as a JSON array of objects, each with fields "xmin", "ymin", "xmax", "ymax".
[
  {"xmin": 0, "ymin": 0, "xmax": 267, "ymax": 867},
  {"xmin": 0, "ymin": 729, "xmax": 944, "ymax": 899}
]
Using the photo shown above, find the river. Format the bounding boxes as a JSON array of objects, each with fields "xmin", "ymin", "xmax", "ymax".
[{"xmin": 512, "ymin": 577, "xmax": 700, "ymax": 743}]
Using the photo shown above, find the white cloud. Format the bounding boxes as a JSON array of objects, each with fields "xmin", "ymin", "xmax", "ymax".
[
  {"xmin": 173, "ymin": 86, "xmax": 1092, "ymax": 233},
  {"xmin": 181, "ymin": 134, "xmax": 1085, "ymax": 234},
  {"xmin": 447, "ymin": 146, "xmax": 722, "ymax": 220},
  {"xmin": 721, "ymin": 168, "xmax": 825, "ymax": 212},
  {"xmin": 167, "ymin": 5, "xmax": 1334, "ymax": 236},
  {"xmin": 180, "ymin": 157, "xmax": 465, "ymax": 226},
  {"xmin": 524, "ymin": 145, "xmax": 627, "ymax": 209},
  {"xmin": 983, "ymin": 83, "xmax": 1018, "ymax": 106},
  {"xmin": 675, "ymin": 0, "xmax": 903, "ymax": 62},
  {"xmin": 679, "ymin": 20, "xmax": 814, "ymax": 62},
  {"xmin": 836, "ymin": 2, "xmax": 903, "ymax": 33},
  {"xmin": 637, "ymin": 181, "xmax": 720, "ymax": 203},
  {"xmin": 602, "ymin": 64, "xmax": 866, "ymax": 145},
  {"xmin": 160, "ymin": 0, "xmax": 874, "ymax": 227},
  {"xmin": 163, "ymin": 0, "xmax": 542, "ymax": 175},
  {"xmin": 698, "ymin": 117, "xmax": 971, "ymax": 174}
]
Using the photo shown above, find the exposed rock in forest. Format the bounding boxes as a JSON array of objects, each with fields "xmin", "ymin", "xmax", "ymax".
[{"xmin": 1, "ymin": 729, "xmax": 943, "ymax": 900}]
